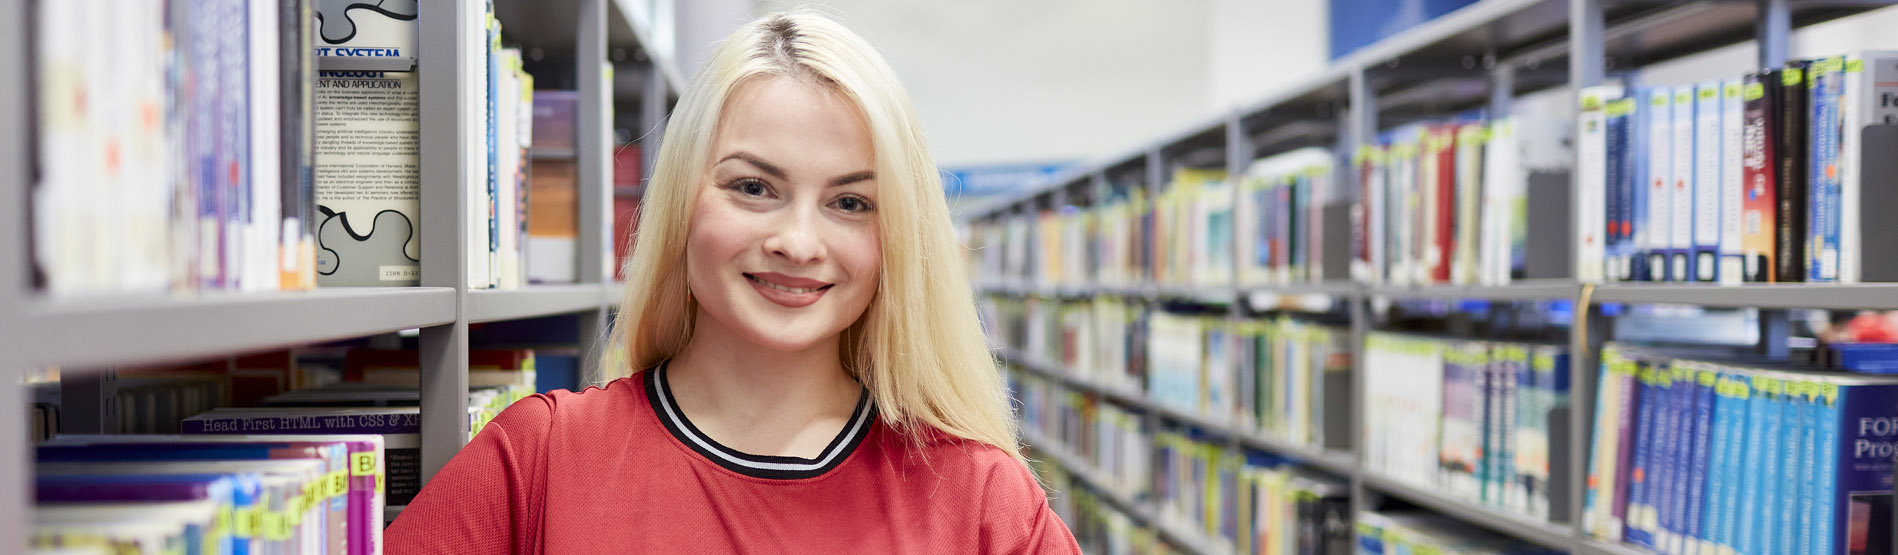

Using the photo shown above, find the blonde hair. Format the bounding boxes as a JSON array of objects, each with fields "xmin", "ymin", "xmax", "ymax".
[{"xmin": 599, "ymin": 11, "xmax": 1020, "ymax": 462}]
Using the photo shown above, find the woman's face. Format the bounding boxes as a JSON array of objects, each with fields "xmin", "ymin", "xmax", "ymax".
[{"xmin": 685, "ymin": 76, "xmax": 882, "ymax": 354}]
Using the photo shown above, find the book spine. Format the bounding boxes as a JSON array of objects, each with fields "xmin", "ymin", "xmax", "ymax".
[
  {"xmin": 1809, "ymin": 58, "xmax": 1840, "ymax": 282},
  {"xmin": 1694, "ymin": 83, "xmax": 1723, "ymax": 283},
  {"xmin": 246, "ymin": 0, "xmax": 281, "ymax": 294},
  {"xmin": 1647, "ymin": 88, "xmax": 1674, "ymax": 281},
  {"xmin": 281, "ymin": 0, "xmax": 315, "ymax": 290},
  {"xmin": 1685, "ymin": 366, "xmax": 1716, "ymax": 555},
  {"xmin": 1454, "ymin": 125, "xmax": 1482, "ymax": 286},
  {"xmin": 1777, "ymin": 62, "xmax": 1811, "ymax": 283},
  {"xmin": 1654, "ymin": 363, "xmax": 1683, "ymax": 553},
  {"xmin": 1840, "ymin": 53, "xmax": 1898, "ymax": 282},
  {"xmin": 1495, "ymin": 348, "xmax": 1518, "ymax": 511},
  {"xmin": 1434, "ymin": 129, "xmax": 1457, "ymax": 284},
  {"xmin": 1809, "ymin": 380, "xmax": 1840, "ymax": 555},
  {"xmin": 1625, "ymin": 361, "xmax": 1660, "ymax": 548},
  {"xmin": 1670, "ymin": 86, "xmax": 1697, "ymax": 283},
  {"xmin": 1741, "ymin": 73, "xmax": 1780, "ymax": 282},
  {"xmin": 1702, "ymin": 371, "xmax": 1734, "ymax": 555},
  {"xmin": 1604, "ymin": 100, "xmax": 1631, "ymax": 282},
  {"xmin": 1578, "ymin": 88, "xmax": 1617, "ymax": 282},
  {"xmin": 1733, "ymin": 372, "xmax": 1765, "ymax": 555},
  {"xmin": 1777, "ymin": 378, "xmax": 1806, "ymax": 555},
  {"xmin": 1609, "ymin": 357, "xmax": 1639, "ymax": 540},
  {"xmin": 1797, "ymin": 378, "xmax": 1821, "ymax": 555},
  {"xmin": 1719, "ymin": 79, "xmax": 1746, "ymax": 285}
]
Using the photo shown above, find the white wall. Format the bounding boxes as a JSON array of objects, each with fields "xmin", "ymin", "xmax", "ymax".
[
  {"xmin": 753, "ymin": 0, "xmax": 1222, "ymax": 168},
  {"xmin": 1207, "ymin": 0, "xmax": 1330, "ymax": 112}
]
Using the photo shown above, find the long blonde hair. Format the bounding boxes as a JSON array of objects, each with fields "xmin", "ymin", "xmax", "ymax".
[{"xmin": 600, "ymin": 11, "xmax": 1019, "ymax": 461}]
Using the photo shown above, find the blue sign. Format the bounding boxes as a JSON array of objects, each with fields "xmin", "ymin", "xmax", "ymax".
[{"xmin": 941, "ymin": 163, "xmax": 1072, "ymax": 197}]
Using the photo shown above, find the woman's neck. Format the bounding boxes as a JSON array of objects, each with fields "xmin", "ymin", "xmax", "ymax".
[{"xmin": 664, "ymin": 317, "xmax": 864, "ymax": 459}]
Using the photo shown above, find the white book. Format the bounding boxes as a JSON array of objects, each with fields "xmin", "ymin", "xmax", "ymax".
[
  {"xmin": 1482, "ymin": 119, "xmax": 1521, "ymax": 286},
  {"xmin": 1367, "ymin": 148, "xmax": 1388, "ymax": 285},
  {"xmin": 1719, "ymin": 79, "xmax": 1746, "ymax": 285},
  {"xmin": 1839, "ymin": 51, "xmax": 1898, "ymax": 282},
  {"xmin": 245, "ymin": 0, "xmax": 283, "ymax": 293},
  {"xmin": 1646, "ymin": 88, "xmax": 1673, "ymax": 280},
  {"xmin": 1577, "ymin": 87, "xmax": 1621, "ymax": 283},
  {"xmin": 495, "ymin": 50, "xmax": 523, "ymax": 289},
  {"xmin": 1693, "ymin": 82, "xmax": 1723, "ymax": 282},
  {"xmin": 1670, "ymin": 85, "xmax": 1696, "ymax": 282}
]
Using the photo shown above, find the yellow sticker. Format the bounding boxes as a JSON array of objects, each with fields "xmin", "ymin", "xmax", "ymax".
[
  {"xmin": 352, "ymin": 452, "xmax": 378, "ymax": 477},
  {"xmin": 1724, "ymin": 83, "xmax": 1741, "ymax": 97},
  {"xmin": 326, "ymin": 471, "xmax": 349, "ymax": 499},
  {"xmin": 1784, "ymin": 68, "xmax": 1803, "ymax": 86},
  {"xmin": 1847, "ymin": 59, "xmax": 1865, "ymax": 73},
  {"xmin": 1745, "ymin": 83, "xmax": 1765, "ymax": 101},
  {"xmin": 232, "ymin": 508, "xmax": 255, "ymax": 539},
  {"xmin": 1674, "ymin": 91, "xmax": 1692, "ymax": 103},
  {"xmin": 1699, "ymin": 88, "xmax": 1716, "ymax": 100},
  {"xmin": 261, "ymin": 511, "xmax": 286, "ymax": 541}
]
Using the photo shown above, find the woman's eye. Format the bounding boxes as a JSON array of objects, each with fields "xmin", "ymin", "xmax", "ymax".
[
  {"xmin": 728, "ymin": 179, "xmax": 769, "ymax": 197},
  {"xmin": 833, "ymin": 195, "xmax": 875, "ymax": 213}
]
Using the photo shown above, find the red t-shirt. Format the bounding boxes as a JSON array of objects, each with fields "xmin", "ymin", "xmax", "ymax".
[{"xmin": 387, "ymin": 364, "xmax": 1081, "ymax": 554}]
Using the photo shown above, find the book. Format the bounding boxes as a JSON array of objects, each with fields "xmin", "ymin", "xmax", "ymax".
[
  {"xmin": 1741, "ymin": 72, "xmax": 1781, "ymax": 282},
  {"xmin": 33, "ymin": 474, "xmax": 238, "ymax": 555},
  {"xmin": 1602, "ymin": 98, "xmax": 1633, "ymax": 282},
  {"xmin": 181, "ymin": 407, "xmax": 424, "ymax": 515},
  {"xmin": 1718, "ymin": 78, "xmax": 1746, "ymax": 285},
  {"xmin": 1810, "ymin": 57, "xmax": 1846, "ymax": 282},
  {"xmin": 40, "ymin": 459, "xmax": 330, "ymax": 554},
  {"xmin": 1837, "ymin": 51, "xmax": 1898, "ymax": 283},
  {"xmin": 1693, "ymin": 82, "xmax": 1724, "ymax": 282},
  {"xmin": 1669, "ymin": 85, "xmax": 1697, "ymax": 283},
  {"xmin": 1646, "ymin": 87, "xmax": 1674, "ymax": 281},
  {"xmin": 1777, "ymin": 62, "xmax": 1812, "ymax": 283}
]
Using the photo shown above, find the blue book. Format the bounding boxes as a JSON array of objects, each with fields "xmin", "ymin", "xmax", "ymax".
[
  {"xmin": 1813, "ymin": 373, "xmax": 1898, "ymax": 555},
  {"xmin": 1779, "ymin": 378, "xmax": 1808, "ymax": 555},
  {"xmin": 1754, "ymin": 375, "xmax": 1787, "ymax": 555},
  {"xmin": 1734, "ymin": 372, "xmax": 1767, "ymax": 555},
  {"xmin": 1702, "ymin": 372, "xmax": 1735, "ymax": 555},
  {"xmin": 1604, "ymin": 99, "xmax": 1632, "ymax": 281},
  {"xmin": 1667, "ymin": 363, "xmax": 1699, "ymax": 555},
  {"xmin": 1798, "ymin": 377, "xmax": 1823, "ymax": 555},
  {"xmin": 1810, "ymin": 57, "xmax": 1846, "ymax": 282},
  {"xmin": 1624, "ymin": 361, "xmax": 1661, "ymax": 548},
  {"xmin": 1684, "ymin": 365, "xmax": 1717, "ymax": 554},
  {"xmin": 1627, "ymin": 92, "xmax": 1652, "ymax": 282},
  {"xmin": 1717, "ymin": 371, "xmax": 1751, "ymax": 555},
  {"xmin": 1651, "ymin": 361, "xmax": 1683, "ymax": 552}
]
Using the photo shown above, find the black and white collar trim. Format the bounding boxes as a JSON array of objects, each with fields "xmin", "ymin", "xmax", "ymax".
[{"xmin": 646, "ymin": 362, "xmax": 876, "ymax": 480}]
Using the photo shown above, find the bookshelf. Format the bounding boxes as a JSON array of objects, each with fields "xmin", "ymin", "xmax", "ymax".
[
  {"xmin": 1, "ymin": 0, "xmax": 676, "ymax": 548},
  {"xmin": 971, "ymin": 0, "xmax": 1898, "ymax": 553}
]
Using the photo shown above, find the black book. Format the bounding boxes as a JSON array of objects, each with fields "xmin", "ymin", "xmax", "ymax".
[{"xmin": 1775, "ymin": 61, "xmax": 1812, "ymax": 282}]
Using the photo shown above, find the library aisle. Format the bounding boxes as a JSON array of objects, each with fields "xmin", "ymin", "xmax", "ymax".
[{"xmin": 12, "ymin": 0, "xmax": 1898, "ymax": 554}]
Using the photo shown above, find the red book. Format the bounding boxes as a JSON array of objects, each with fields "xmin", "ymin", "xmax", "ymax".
[{"xmin": 1434, "ymin": 126, "xmax": 1459, "ymax": 284}]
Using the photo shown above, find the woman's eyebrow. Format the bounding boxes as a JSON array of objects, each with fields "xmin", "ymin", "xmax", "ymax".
[
  {"xmin": 829, "ymin": 171, "xmax": 874, "ymax": 187},
  {"xmin": 717, "ymin": 151, "xmax": 788, "ymax": 180}
]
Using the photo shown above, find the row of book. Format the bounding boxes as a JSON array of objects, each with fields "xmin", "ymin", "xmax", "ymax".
[
  {"xmin": 1581, "ymin": 344, "xmax": 1898, "ymax": 555},
  {"xmin": 33, "ymin": 0, "xmax": 321, "ymax": 295},
  {"xmin": 1011, "ymin": 368, "xmax": 1153, "ymax": 502},
  {"xmin": 1360, "ymin": 333, "xmax": 1571, "ymax": 522},
  {"xmin": 1574, "ymin": 52, "xmax": 1898, "ymax": 285},
  {"xmin": 1236, "ymin": 149, "xmax": 1334, "ymax": 288},
  {"xmin": 1352, "ymin": 111, "xmax": 1570, "ymax": 288},
  {"xmin": 1153, "ymin": 431, "xmax": 1353, "ymax": 555},
  {"xmin": 34, "ymin": 434, "xmax": 390, "ymax": 555},
  {"xmin": 1354, "ymin": 511, "xmax": 1564, "ymax": 555},
  {"xmin": 31, "ymin": 0, "xmax": 615, "ymax": 295},
  {"xmin": 982, "ymin": 295, "xmax": 1149, "ymax": 396},
  {"xmin": 1033, "ymin": 462, "xmax": 1158, "ymax": 555}
]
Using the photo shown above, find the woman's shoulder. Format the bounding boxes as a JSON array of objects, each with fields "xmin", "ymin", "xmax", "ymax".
[
  {"xmin": 492, "ymin": 375, "xmax": 650, "ymax": 435},
  {"xmin": 880, "ymin": 425, "xmax": 1038, "ymax": 490}
]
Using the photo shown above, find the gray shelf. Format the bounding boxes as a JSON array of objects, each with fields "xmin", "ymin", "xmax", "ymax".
[
  {"xmin": 1003, "ymin": 349, "xmax": 1355, "ymax": 476},
  {"xmin": 1370, "ymin": 280, "xmax": 1582, "ymax": 301},
  {"xmin": 1019, "ymin": 427, "xmax": 1219, "ymax": 555},
  {"xmin": 1360, "ymin": 472, "xmax": 1576, "ymax": 552},
  {"xmin": 1590, "ymin": 282, "xmax": 1898, "ymax": 310},
  {"xmin": 14, "ymin": 288, "xmax": 457, "ymax": 369},
  {"xmin": 467, "ymin": 284, "xmax": 614, "ymax": 323}
]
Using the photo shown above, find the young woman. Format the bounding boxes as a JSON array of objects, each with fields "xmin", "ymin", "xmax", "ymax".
[{"xmin": 387, "ymin": 11, "xmax": 1082, "ymax": 554}]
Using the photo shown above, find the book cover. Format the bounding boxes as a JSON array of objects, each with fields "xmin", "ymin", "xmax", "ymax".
[
  {"xmin": 1780, "ymin": 377, "xmax": 1809, "ymax": 555},
  {"xmin": 1646, "ymin": 87, "xmax": 1675, "ymax": 281},
  {"xmin": 1741, "ymin": 73, "xmax": 1781, "ymax": 282},
  {"xmin": 1608, "ymin": 348, "xmax": 1640, "ymax": 540},
  {"xmin": 1453, "ymin": 124, "xmax": 1484, "ymax": 286},
  {"xmin": 1585, "ymin": 345, "xmax": 1621, "ymax": 538},
  {"xmin": 1777, "ymin": 62, "xmax": 1812, "ymax": 282},
  {"xmin": 1752, "ymin": 374, "xmax": 1787, "ymax": 555},
  {"xmin": 182, "ymin": 407, "xmax": 421, "ymax": 512},
  {"xmin": 1432, "ymin": 127, "xmax": 1458, "ymax": 284},
  {"xmin": 312, "ymin": 0, "xmax": 416, "ymax": 71},
  {"xmin": 1670, "ymin": 85, "xmax": 1697, "ymax": 283},
  {"xmin": 1652, "ymin": 361, "xmax": 1684, "ymax": 553},
  {"xmin": 312, "ymin": 70, "xmax": 421, "ymax": 286},
  {"xmin": 1815, "ymin": 374, "xmax": 1898, "ymax": 555},
  {"xmin": 1693, "ymin": 82, "xmax": 1724, "ymax": 282},
  {"xmin": 1719, "ymin": 78, "xmax": 1747, "ymax": 285},
  {"xmin": 1704, "ymin": 371, "xmax": 1741, "ymax": 555}
]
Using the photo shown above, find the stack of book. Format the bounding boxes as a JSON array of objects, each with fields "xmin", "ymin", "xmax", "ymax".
[
  {"xmin": 34, "ymin": 434, "xmax": 389, "ymax": 554},
  {"xmin": 1153, "ymin": 431, "xmax": 1352, "ymax": 554},
  {"xmin": 32, "ymin": 0, "xmax": 321, "ymax": 295},
  {"xmin": 1575, "ymin": 51, "xmax": 1898, "ymax": 284},
  {"xmin": 1582, "ymin": 343, "xmax": 1898, "ymax": 555},
  {"xmin": 1009, "ymin": 367, "xmax": 1151, "ymax": 501},
  {"xmin": 1360, "ymin": 333, "xmax": 1570, "ymax": 521},
  {"xmin": 1237, "ymin": 148, "xmax": 1333, "ymax": 287},
  {"xmin": 1355, "ymin": 511, "xmax": 1564, "ymax": 555},
  {"xmin": 1237, "ymin": 317, "xmax": 1351, "ymax": 451},
  {"xmin": 1354, "ymin": 113, "xmax": 1567, "ymax": 288}
]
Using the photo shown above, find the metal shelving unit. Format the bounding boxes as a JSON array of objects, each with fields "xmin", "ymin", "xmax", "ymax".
[
  {"xmin": 3, "ymin": 0, "xmax": 676, "ymax": 548},
  {"xmin": 971, "ymin": 1, "xmax": 1898, "ymax": 553},
  {"xmin": 1019, "ymin": 427, "xmax": 1221, "ymax": 555}
]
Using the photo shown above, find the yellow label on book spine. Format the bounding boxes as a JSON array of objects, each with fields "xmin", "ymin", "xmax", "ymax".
[
  {"xmin": 1784, "ymin": 69, "xmax": 1803, "ymax": 86},
  {"xmin": 233, "ymin": 508, "xmax": 255, "ymax": 539},
  {"xmin": 1745, "ymin": 83, "xmax": 1765, "ymax": 101},
  {"xmin": 352, "ymin": 452, "xmax": 378, "ymax": 476},
  {"xmin": 325, "ymin": 471, "xmax": 348, "ymax": 499}
]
